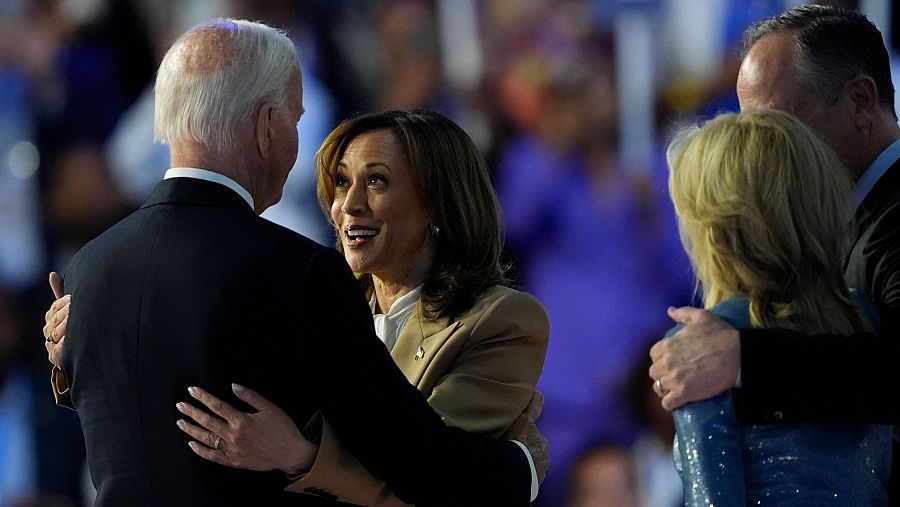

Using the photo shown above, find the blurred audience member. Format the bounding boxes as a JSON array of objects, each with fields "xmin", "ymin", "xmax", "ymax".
[
  {"xmin": 566, "ymin": 444, "xmax": 639, "ymax": 507},
  {"xmin": 624, "ymin": 347, "xmax": 682, "ymax": 507},
  {"xmin": 0, "ymin": 285, "xmax": 36, "ymax": 506},
  {"xmin": 493, "ymin": 11, "xmax": 692, "ymax": 501}
]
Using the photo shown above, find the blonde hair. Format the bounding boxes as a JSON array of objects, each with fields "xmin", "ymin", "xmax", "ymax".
[
  {"xmin": 154, "ymin": 19, "xmax": 298, "ymax": 155},
  {"xmin": 667, "ymin": 108, "xmax": 865, "ymax": 334}
]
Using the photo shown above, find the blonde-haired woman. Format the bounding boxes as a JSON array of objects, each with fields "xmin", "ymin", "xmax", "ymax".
[{"xmin": 666, "ymin": 108, "xmax": 891, "ymax": 506}]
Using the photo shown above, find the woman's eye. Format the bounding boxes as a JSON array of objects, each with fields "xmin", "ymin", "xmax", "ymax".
[
  {"xmin": 334, "ymin": 174, "xmax": 348, "ymax": 187},
  {"xmin": 368, "ymin": 173, "xmax": 387, "ymax": 185}
]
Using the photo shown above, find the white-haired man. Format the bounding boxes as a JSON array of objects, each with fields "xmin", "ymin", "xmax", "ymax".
[{"xmin": 53, "ymin": 19, "xmax": 536, "ymax": 506}]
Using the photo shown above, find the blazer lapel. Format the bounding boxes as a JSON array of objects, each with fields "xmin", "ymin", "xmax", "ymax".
[{"xmin": 391, "ymin": 307, "xmax": 461, "ymax": 387}]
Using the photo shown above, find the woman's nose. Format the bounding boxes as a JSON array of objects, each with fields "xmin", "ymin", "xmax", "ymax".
[{"xmin": 341, "ymin": 185, "xmax": 367, "ymax": 216}]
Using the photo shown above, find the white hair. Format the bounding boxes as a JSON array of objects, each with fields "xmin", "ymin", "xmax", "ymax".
[{"xmin": 154, "ymin": 19, "xmax": 298, "ymax": 155}]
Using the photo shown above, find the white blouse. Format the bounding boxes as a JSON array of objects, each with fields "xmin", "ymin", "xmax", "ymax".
[{"xmin": 371, "ymin": 286, "xmax": 422, "ymax": 352}]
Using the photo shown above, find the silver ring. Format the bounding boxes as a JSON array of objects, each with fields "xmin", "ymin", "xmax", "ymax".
[
  {"xmin": 46, "ymin": 335, "xmax": 54, "ymax": 343},
  {"xmin": 213, "ymin": 435, "xmax": 222, "ymax": 451},
  {"xmin": 654, "ymin": 378, "xmax": 666, "ymax": 396}
]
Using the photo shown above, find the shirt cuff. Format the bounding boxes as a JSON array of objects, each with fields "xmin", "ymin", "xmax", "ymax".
[{"xmin": 511, "ymin": 440, "xmax": 539, "ymax": 502}]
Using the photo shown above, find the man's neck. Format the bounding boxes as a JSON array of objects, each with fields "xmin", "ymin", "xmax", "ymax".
[
  {"xmin": 857, "ymin": 117, "xmax": 900, "ymax": 180},
  {"xmin": 170, "ymin": 142, "xmax": 267, "ymax": 213}
]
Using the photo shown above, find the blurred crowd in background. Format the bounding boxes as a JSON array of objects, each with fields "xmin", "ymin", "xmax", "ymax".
[{"xmin": 0, "ymin": 0, "xmax": 895, "ymax": 506}]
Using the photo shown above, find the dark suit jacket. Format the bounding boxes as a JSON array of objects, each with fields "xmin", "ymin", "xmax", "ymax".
[
  {"xmin": 737, "ymin": 155, "xmax": 900, "ymax": 424},
  {"xmin": 61, "ymin": 177, "xmax": 530, "ymax": 506}
]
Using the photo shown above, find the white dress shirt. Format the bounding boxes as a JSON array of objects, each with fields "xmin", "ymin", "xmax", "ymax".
[{"xmin": 164, "ymin": 167, "xmax": 255, "ymax": 211}]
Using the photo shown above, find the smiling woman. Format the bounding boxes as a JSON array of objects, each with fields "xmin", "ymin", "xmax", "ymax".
[
  {"xmin": 329, "ymin": 128, "xmax": 434, "ymax": 314},
  {"xmin": 316, "ymin": 110, "xmax": 511, "ymax": 321}
]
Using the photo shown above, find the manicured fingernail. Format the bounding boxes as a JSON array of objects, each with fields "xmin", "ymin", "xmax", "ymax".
[
  {"xmin": 232, "ymin": 383, "xmax": 246, "ymax": 393},
  {"xmin": 64, "ymin": 295, "xmax": 72, "ymax": 301},
  {"xmin": 188, "ymin": 387, "xmax": 197, "ymax": 396},
  {"xmin": 176, "ymin": 402, "xmax": 184, "ymax": 412},
  {"xmin": 188, "ymin": 441, "xmax": 197, "ymax": 450},
  {"xmin": 176, "ymin": 419, "xmax": 185, "ymax": 429}
]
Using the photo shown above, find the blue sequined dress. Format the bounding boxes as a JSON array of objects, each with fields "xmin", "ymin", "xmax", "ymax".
[{"xmin": 670, "ymin": 297, "xmax": 892, "ymax": 506}]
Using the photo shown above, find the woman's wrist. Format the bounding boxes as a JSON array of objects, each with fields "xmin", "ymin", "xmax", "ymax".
[{"xmin": 282, "ymin": 440, "xmax": 319, "ymax": 478}]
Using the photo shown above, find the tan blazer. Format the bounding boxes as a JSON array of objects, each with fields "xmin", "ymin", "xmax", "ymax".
[{"xmin": 288, "ymin": 285, "xmax": 550, "ymax": 505}]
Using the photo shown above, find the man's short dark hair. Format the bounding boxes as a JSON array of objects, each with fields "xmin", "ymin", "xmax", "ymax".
[{"xmin": 742, "ymin": 4, "xmax": 896, "ymax": 118}]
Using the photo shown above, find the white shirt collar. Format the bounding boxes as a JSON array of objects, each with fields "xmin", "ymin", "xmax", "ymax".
[
  {"xmin": 371, "ymin": 285, "xmax": 423, "ymax": 352},
  {"xmin": 164, "ymin": 167, "xmax": 255, "ymax": 211},
  {"xmin": 854, "ymin": 138, "xmax": 900, "ymax": 210}
]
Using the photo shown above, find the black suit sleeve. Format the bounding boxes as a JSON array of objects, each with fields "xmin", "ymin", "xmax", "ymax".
[
  {"xmin": 293, "ymin": 248, "xmax": 530, "ymax": 506},
  {"xmin": 737, "ymin": 205, "xmax": 900, "ymax": 425},
  {"xmin": 737, "ymin": 327, "xmax": 896, "ymax": 424}
]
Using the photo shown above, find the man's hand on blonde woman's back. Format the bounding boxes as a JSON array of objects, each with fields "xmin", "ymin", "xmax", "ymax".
[{"xmin": 649, "ymin": 306, "xmax": 740, "ymax": 411}]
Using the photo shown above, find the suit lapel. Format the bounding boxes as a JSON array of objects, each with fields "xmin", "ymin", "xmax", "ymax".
[
  {"xmin": 391, "ymin": 306, "xmax": 461, "ymax": 387},
  {"xmin": 846, "ymin": 157, "xmax": 900, "ymax": 283}
]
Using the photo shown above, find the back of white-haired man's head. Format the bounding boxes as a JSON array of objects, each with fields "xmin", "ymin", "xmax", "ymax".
[{"xmin": 154, "ymin": 19, "xmax": 299, "ymax": 156}]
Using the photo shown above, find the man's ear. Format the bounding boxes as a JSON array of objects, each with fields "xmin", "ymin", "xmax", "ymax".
[
  {"xmin": 255, "ymin": 102, "xmax": 276, "ymax": 159},
  {"xmin": 847, "ymin": 74, "xmax": 878, "ymax": 128}
]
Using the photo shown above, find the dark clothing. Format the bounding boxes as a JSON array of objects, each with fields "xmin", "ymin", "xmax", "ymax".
[
  {"xmin": 61, "ymin": 177, "xmax": 529, "ymax": 506},
  {"xmin": 737, "ymin": 156, "xmax": 900, "ymax": 424}
]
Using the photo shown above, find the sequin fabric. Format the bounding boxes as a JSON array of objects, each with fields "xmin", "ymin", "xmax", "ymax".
[{"xmin": 669, "ymin": 297, "xmax": 892, "ymax": 506}]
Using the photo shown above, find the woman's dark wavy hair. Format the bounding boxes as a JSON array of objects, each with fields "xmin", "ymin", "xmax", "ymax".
[
  {"xmin": 742, "ymin": 4, "xmax": 896, "ymax": 118},
  {"xmin": 315, "ymin": 110, "xmax": 509, "ymax": 319}
]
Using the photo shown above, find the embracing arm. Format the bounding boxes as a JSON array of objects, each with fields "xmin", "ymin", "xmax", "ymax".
[
  {"xmin": 739, "ymin": 327, "xmax": 896, "ymax": 424},
  {"xmin": 288, "ymin": 250, "xmax": 534, "ymax": 506},
  {"xmin": 651, "ymin": 307, "xmax": 898, "ymax": 424},
  {"xmin": 289, "ymin": 289, "xmax": 550, "ymax": 503},
  {"xmin": 651, "ymin": 262, "xmax": 900, "ymax": 425}
]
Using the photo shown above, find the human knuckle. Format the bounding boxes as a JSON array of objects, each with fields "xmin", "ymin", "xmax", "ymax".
[{"xmin": 198, "ymin": 413, "xmax": 214, "ymax": 428}]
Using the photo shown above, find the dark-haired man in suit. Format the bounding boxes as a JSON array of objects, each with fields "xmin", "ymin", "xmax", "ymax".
[{"xmin": 649, "ymin": 3, "xmax": 900, "ymax": 498}]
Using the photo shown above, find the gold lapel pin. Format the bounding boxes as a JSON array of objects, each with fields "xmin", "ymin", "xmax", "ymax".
[{"xmin": 415, "ymin": 346, "xmax": 425, "ymax": 361}]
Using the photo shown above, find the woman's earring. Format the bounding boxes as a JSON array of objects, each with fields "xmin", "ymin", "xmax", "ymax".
[{"xmin": 430, "ymin": 224, "xmax": 441, "ymax": 238}]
